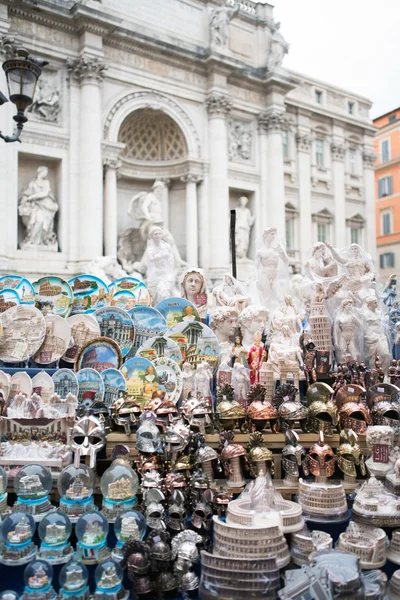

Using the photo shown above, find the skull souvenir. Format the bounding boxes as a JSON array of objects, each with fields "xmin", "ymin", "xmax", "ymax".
[
  {"xmin": 307, "ymin": 430, "xmax": 336, "ymax": 478},
  {"xmin": 367, "ymin": 383, "xmax": 400, "ymax": 432},
  {"xmin": 336, "ymin": 429, "xmax": 366, "ymax": 479},
  {"xmin": 337, "ymin": 384, "xmax": 371, "ymax": 435},
  {"xmin": 306, "ymin": 382, "xmax": 338, "ymax": 435},
  {"xmin": 71, "ymin": 412, "xmax": 106, "ymax": 468},
  {"xmin": 281, "ymin": 430, "xmax": 309, "ymax": 480},
  {"xmin": 273, "ymin": 383, "xmax": 308, "ymax": 432},
  {"xmin": 246, "ymin": 383, "xmax": 278, "ymax": 432}
]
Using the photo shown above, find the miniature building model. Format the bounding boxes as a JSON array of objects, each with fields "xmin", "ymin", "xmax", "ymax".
[
  {"xmin": 336, "ymin": 522, "xmax": 387, "ymax": 569},
  {"xmin": 107, "ymin": 477, "xmax": 134, "ymax": 500},
  {"xmin": 290, "ymin": 527, "xmax": 333, "ymax": 566},
  {"xmin": 298, "ymin": 478, "xmax": 348, "ymax": 520},
  {"xmin": 352, "ymin": 476, "xmax": 400, "ymax": 527},
  {"xmin": 387, "ymin": 530, "xmax": 400, "ymax": 565}
]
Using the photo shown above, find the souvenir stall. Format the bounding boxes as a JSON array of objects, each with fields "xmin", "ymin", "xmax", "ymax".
[{"xmin": 0, "ymin": 232, "xmax": 400, "ymax": 600}]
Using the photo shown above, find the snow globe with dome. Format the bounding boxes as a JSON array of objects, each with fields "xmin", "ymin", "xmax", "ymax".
[
  {"xmin": 13, "ymin": 464, "xmax": 54, "ymax": 521},
  {"xmin": 0, "ymin": 466, "xmax": 9, "ymax": 517},
  {"xmin": 0, "ymin": 511, "xmax": 37, "ymax": 565},
  {"xmin": 0, "ymin": 592, "xmax": 19, "ymax": 600},
  {"xmin": 93, "ymin": 559, "xmax": 128, "ymax": 600},
  {"xmin": 21, "ymin": 559, "xmax": 57, "ymax": 600},
  {"xmin": 75, "ymin": 511, "xmax": 110, "ymax": 565},
  {"xmin": 59, "ymin": 561, "xmax": 90, "ymax": 600},
  {"xmin": 112, "ymin": 509, "xmax": 146, "ymax": 561},
  {"xmin": 100, "ymin": 453, "xmax": 139, "ymax": 522},
  {"xmin": 58, "ymin": 464, "xmax": 96, "ymax": 522},
  {"xmin": 38, "ymin": 511, "xmax": 73, "ymax": 564}
]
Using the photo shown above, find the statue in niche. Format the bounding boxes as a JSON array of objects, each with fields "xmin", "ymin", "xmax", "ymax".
[
  {"xmin": 145, "ymin": 225, "xmax": 175, "ymax": 305},
  {"xmin": 235, "ymin": 196, "xmax": 255, "ymax": 260},
  {"xmin": 28, "ymin": 77, "xmax": 61, "ymax": 122},
  {"xmin": 209, "ymin": 1, "xmax": 239, "ymax": 48},
  {"xmin": 267, "ymin": 20, "xmax": 289, "ymax": 71},
  {"xmin": 229, "ymin": 121, "xmax": 252, "ymax": 161},
  {"xmin": 120, "ymin": 180, "xmax": 186, "ymax": 274},
  {"xmin": 18, "ymin": 166, "xmax": 58, "ymax": 250}
]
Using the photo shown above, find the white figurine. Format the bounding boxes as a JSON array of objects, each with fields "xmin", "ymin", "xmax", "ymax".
[
  {"xmin": 210, "ymin": 306, "xmax": 239, "ymax": 344},
  {"xmin": 232, "ymin": 362, "xmax": 250, "ymax": 403},
  {"xmin": 146, "ymin": 225, "xmax": 174, "ymax": 305},
  {"xmin": 356, "ymin": 273, "xmax": 378, "ymax": 306},
  {"xmin": 255, "ymin": 227, "xmax": 289, "ymax": 309},
  {"xmin": 213, "ymin": 273, "xmax": 250, "ymax": 313},
  {"xmin": 305, "ymin": 242, "xmax": 338, "ymax": 280},
  {"xmin": 325, "ymin": 242, "xmax": 374, "ymax": 293},
  {"xmin": 362, "ymin": 296, "xmax": 391, "ymax": 373},
  {"xmin": 238, "ymin": 305, "xmax": 269, "ymax": 351},
  {"xmin": 181, "ymin": 362, "xmax": 195, "ymax": 402},
  {"xmin": 220, "ymin": 341, "xmax": 233, "ymax": 367},
  {"xmin": 289, "ymin": 273, "xmax": 306, "ymax": 313},
  {"xmin": 333, "ymin": 299, "xmax": 362, "ymax": 363},
  {"xmin": 270, "ymin": 295, "xmax": 302, "ymax": 341},
  {"xmin": 194, "ymin": 362, "xmax": 212, "ymax": 401},
  {"xmin": 180, "ymin": 268, "xmax": 208, "ymax": 319}
]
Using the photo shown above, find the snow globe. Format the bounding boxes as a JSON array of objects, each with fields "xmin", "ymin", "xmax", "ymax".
[
  {"xmin": 13, "ymin": 464, "xmax": 54, "ymax": 521},
  {"xmin": 112, "ymin": 509, "xmax": 147, "ymax": 561},
  {"xmin": 0, "ymin": 511, "xmax": 37, "ymax": 565},
  {"xmin": 59, "ymin": 561, "xmax": 90, "ymax": 600},
  {"xmin": 93, "ymin": 559, "xmax": 128, "ymax": 600},
  {"xmin": 75, "ymin": 511, "xmax": 110, "ymax": 564},
  {"xmin": 100, "ymin": 455, "xmax": 139, "ymax": 522},
  {"xmin": 0, "ymin": 592, "xmax": 19, "ymax": 600},
  {"xmin": 58, "ymin": 464, "xmax": 96, "ymax": 522},
  {"xmin": 0, "ymin": 466, "xmax": 9, "ymax": 517},
  {"xmin": 21, "ymin": 559, "xmax": 57, "ymax": 600},
  {"xmin": 38, "ymin": 511, "xmax": 73, "ymax": 564}
]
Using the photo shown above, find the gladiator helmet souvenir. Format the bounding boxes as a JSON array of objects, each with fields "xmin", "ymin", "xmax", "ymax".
[
  {"xmin": 307, "ymin": 430, "xmax": 336, "ymax": 478},
  {"xmin": 306, "ymin": 382, "xmax": 338, "ymax": 435},
  {"xmin": 247, "ymin": 431, "xmax": 274, "ymax": 478},
  {"xmin": 336, "ymin": 429, "xmax": 366, "ymax": 479},
  {"xmin": 216, "ymin": 383, "xmax": 246, "ymax": 431},
  {"xmin": 246, "ymin": 383, "xmax": 278, "ymax": 432},
  {"xmin": 367, "ymin": 383, "xmax": 400, "ymax": 432},
  {"xmin": 136, "ymin": 411, "xmax": 163, "ymax": 454},
  {"xmin": 337, "ymin": 384, "xmax": 371, "ymax": 435},
  {"xmin": 281, "ymin": 430, "xmax": 309, "ymax": 480},
  {"xmin": 273, "ymin": 383, "xmax": 308, "ymax": 432},
  {"xmin": 71, "ymin": 413, "xmax": 106, "ymax": 468}
]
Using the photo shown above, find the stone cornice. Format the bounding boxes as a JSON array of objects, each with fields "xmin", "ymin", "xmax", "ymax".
[
  {"xmin": 258, "ymin": 110, "xmax": 289, "ymax": 132},
  {"xmin": 206, "ymin": 93, "xmax": 232, "ymax": 116},
  {"xmin": 67, "ymin": 56, "xmax": 107, "ymax": 84},
  {"xmin": 20, "ymin": 128, "xmax": 69, "ymax": 150}
]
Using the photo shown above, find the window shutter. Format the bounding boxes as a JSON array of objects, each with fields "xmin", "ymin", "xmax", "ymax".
[
  {"xmin": 388, "ymin": 175, "xmax": 393, "ymax": 195},
  {"xmin": 389, "ymin": 253, "xmax": 395, "ymax": 268},
  {"xmin": 380, "ymin": 254, "xmax": 384, "ymax": 268},
  {"xmin": 378, "ymin": 179, "xmax": 383, "ymax": 198}
]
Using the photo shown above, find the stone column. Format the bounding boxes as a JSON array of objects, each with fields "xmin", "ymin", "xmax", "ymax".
[
  {"xmin": 198, "ymin": 171, "xmax": 209, "ymax": 269},
  {"xmin": 181, "ymin": 173, "xmax": 202, "ymax": 267},
  {"xmin": 206, "ymin": 93, "xmax": 232, "ymax": 276},
  {"xmin": 103, "ymin": 157, "xmax": 121, "ymax": 257},
  {"xmin": 296, "ymin": 132, "xmax": 312, "ymax": 265},
  {"xmin": 258, "ymin": 110, "xmax": 288, "ymax": 237},
  {"xmin": 159, "ymin": 178, "xmax": 171, "ymax": 230},
  {"xmin": 331, "ymin": 142, "xmax": 346, "ymax": 247},
  {"xmin": 257, "ymin": 119, "xmax": 269, "ymax": 228},
  {"xmin": 68, "ymin": 57, "xmax": 107, "ymax": 261},
  {"xmin": 363, "ymin": 149, "xmax": 377, "ymax": 264}
]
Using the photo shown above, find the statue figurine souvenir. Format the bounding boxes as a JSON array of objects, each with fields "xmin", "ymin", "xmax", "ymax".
[
  {"xmin": 216, "ymin": 358, "xmax": 233, "ymax": 387},
  {"xmin": 255, "ymin": 227, "xmax": 289, "ymax": 309},
  {"xmin": 305, "ymin": 241, "xmax": 338, "ymax": 279},
  {"xmin": 281, "ymin": 431, "xmax": 309, "ymax": 486},
  {"xmin": 246, "ymin": 383, "xmax": 278, "ymax": 432},
  {"xmin": 232, "ymin": 362, "xmax": 250, "ymax": 407},
  {"xmin": 21, "ymin": 559, "xmax": 57, "ymax": 600},
  {"xmin": 383, "ymin": 274, "xmax": 398, "ymax": 308},
  {"xmin": 231, "ymin": 335, "xmax": 246, "ymax": 365},
  {"xmin": 122, "ymin": 540, "xmax": 153, "ymax": 598},
  {"xmin": 13, "ymin": 463, "xmax": 55, "ymax": 521},
  {"xmin": 59, "ymin": 561, "xmax": 90, "ymax": 600},
  {"xmin": 219, "ymin": 431, "xmax": 247, "ymax": 488},
  {"xmin": 58, "ymin": 464, "xmax": 96, "ymax": 523},
  {"xmin": 75, "ymin": 511, "xmax": 111, "ymax": 565},
  {"xmin": 210, "ymin": 305, "xmax": 239, "ymax": 344},
  {"xmin": 270, "ymin": 295, "xmax": 302, "ymax": 341},
  {"xmin": 333, "ymin": 299, "xmax": 362, "ymax": 364},
  {"xmin": 273, "ymin": 382, "xmax": 308, "ymax": 432},
  {"xmin": 146, "ymin": 225, "xmax": 174, "ymax": 305},
  {"xmin": 100, "ymin": 449, "xmax": 139, "ymax": 522},
  {"xmin": 247, "ymin": 432, "xmax": 274, "ymax": 479},
  {"xmin": 0, "ymin": 511, "xmax": 37, "ymax": 565},
  {"xmin": 38, "ymin": 512, "xmax": 74, "ymax": 564},
  {"xmin": 238, "ymin": 305, "xmax": 269, "ymax": 351},
  {"xmin": 362, "ymin": 296, "xmax": 391, "ymax": 373},
  {"xmin": 180, "ymin": 268, "xmax": 208, "ymax": 319},
  {"xmin": 212, "ymin": 273, "xmax": 250, "ymax": 313},
  {"xmin": 194, "ymin": 362, "xmax": 213, "ymax": 405},
  {"xmin": 215, "ymin": 383, "xmax": 246, "ymax": 432},
  {"xmin": 336, "ymin": 429, "xmax": 366, "ymax": 486},
  {"xmin": 93, "ymin": 559, "xmax": 129, "ymax": 600},
  {"xmin": 248, "ymin": 330, "xmax": 267, "ymax": 384},
  {"xmin": 365, "ymin": 425, "xmax": 395, "ymax": 478},
  {"xmin": 336, "ymin": 384, "xmax": 371, "ymax": 435},
  {"xmin": 325, "ymin": 241, "xmax": 374, "ymax": 293},
  {"xmin": 181, "ymin": 362, "xmax": 195, "ymax": 403},
  {"xmin": 301, "ymin": 337, "xmax": 317, "ymax": 385}
]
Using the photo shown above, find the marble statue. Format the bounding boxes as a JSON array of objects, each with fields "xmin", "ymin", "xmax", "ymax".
[
  {"xmin": 87, "ymin": 256, "xmax": 129, "ymax": 285},
  {"xmin": 194, "ymin": 362, "xmax": 212, "ymax": 401},
  {"xmin": 145, "ymin": 225, "xmax": 174, "ymax": 305},
  {"xmin": 181, "ymin": 362, "xmax": 195, "ymax": 402},
  {"xmin": 270, "ymin": 295, "xmax": 302, "ymax": 340},
  {"xmin": 290, "ymin": 273, "xmax": 306, "ymax": 312},
  {"xmin": 362, "ymin": 296, "xmax": 391, "ymax": 373},
  {"xmin": 239, "ymin": 305, "xmax": 269, "ymax": 351},
  {"xmin": 266, "ymin": 20, "xmax": 289, "ymax": 71},
  {"xmin": 248, "ymin": 331, "xmax": 267, "ymax": 385},
  {"xmin": 209, "ymin": 1, "xmax": 239, "ymax": 48},
  {"xmin": 220, "ymin": 341, "xmax": 233, "ymax": 366},
  {"xmin": 213, "ymin": 273, "xmax": 250, "ymax": 313},
  {"xmin": 127, "ymin": 180, "xmax": 186, "ymax": 272},
  {"xmin": 210, "ymin": 306, "xmax": 239, "ymax": 344},
  {"xmin": 267, "ymin": 324, "xmax": 303, "ymax": 375},
  {"xmin": 232, "ymin": 362, "xmax": 250, "ymax": 402},
  {"xmin": 235, "ymin": 196, "xmax": 255, "ymax": 259},
  {"xmin": 356, "ymin": 273, "xmax": 378, "ymax": 305},
  {"xmin": 28, "ymin": 77, "xmax": 60, "ymax": 122},
  {"xmin": 180, "ymin": 268, "xmax": 208, "ymax": 319},
  {"xmin": 325, "ymin": 242, "xmax": 374, "ymax": 293},
  {"xmin": 305, "ymin": 242, "xmax": 338, "ymax": 279},
  {"xmin": 256, "ymin": 227, "xmax": 289, "ymax": 308},
  {"xmin": 18, "ymin": 166, "xmax": 59, "ymax": 250},
  {"xmin": 333, "ymin": 299, "xmax": 362, "ymax": 363},
  {"xmin": 229, "ymin": 121, "xmax": 252, "ymax": 162}
]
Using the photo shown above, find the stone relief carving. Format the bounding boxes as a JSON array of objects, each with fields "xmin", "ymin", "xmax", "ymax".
[
  {"xmin": 235, "ymin": 197, "xmax": 254, "ymax": 260},
  {"xmin": 206, "ymin": 93, "xmax": 232, "ymax": 116},
  {"xmin": 67, "ymin": 56, "xmax": 107, "ymax": 83},
  {"xmin": 28, "ymin": 74, "xmax": 61, "ymax": 123},
  {"xmin": 267, "ymin": 20, "xmax": 289, "ymax": 71},
  {"xmin": 228, "ymin": 120, "xmax": 252, "ymax": 161},
  {"xmin": 18, "ymin": 166, "xmax": 58, "ymax": 251},
  {"xmin": 209, "ymin": 1, "xmax": 239, "ymax": 48}
]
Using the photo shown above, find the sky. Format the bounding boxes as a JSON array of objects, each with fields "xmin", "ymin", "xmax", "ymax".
[{"xmin": 270, "ymin": 0, "xmax": 399, "ymax": 119}]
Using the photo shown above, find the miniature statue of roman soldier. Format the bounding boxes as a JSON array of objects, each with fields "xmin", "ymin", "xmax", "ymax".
[{"xmin": 248, "ymin": 331, "xmax": 266, "ymax": 385}]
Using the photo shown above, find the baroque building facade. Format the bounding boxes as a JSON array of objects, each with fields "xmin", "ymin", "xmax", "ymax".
[{"xmin": 0, "ymin": 0, "xmax": 376, "ymax": 279}]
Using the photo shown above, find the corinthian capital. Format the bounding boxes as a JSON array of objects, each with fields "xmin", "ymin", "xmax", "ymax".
[
  {"xmin": 258, "ymin": 110, "xmax": 289, "ymax": 132},
  {"xmin": 67, "ymin": 56, "xmax": 107, "ymax": 84},
  {"xmin": 296, "ymin": 132, "xmax": 312, "ymax": 152},
  {"xmin": 206, "ymin": 93, "xmax": 232, "ymax": 116},
  {"xmin": 103, "ymin": 157, "xmax": 122, "ymax": 170},
  {"xmin": 181, "ymin": 173, "xmax": 203, "ymax": 184},
  {"xmin": 362, "ymin": 151, "xmax": 376, "ymax": 168},
  {"xmin": 331, "ymin": 142, "xmax": 345, "ymax": 161},
  {"xmin": 0, "ymin": 36, "xmax": 18, "ymax": 60}
]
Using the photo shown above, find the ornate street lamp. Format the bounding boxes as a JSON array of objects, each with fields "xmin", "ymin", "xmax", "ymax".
[{"xmin": 0, "ymin": 47, "xmax": 48, "ymax": 143}]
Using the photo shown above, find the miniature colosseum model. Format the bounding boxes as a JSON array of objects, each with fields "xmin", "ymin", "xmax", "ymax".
[
  {"xmin": 352, "ymin": 476, "xmax": 400, "ymax": 527},
  {"xmin": 199, "ymin": 476, "xmax": 301, "ymax": 600},
  {"xmin": 336, "ymin": 521, "xmax": 387, "ymax": 569},
  {"xmin": 389, "ymin": 570, "xmax": 400, "ymax": 598},
  {"xmin": 387, "ymin": 530, "xmax": 400, "ymax": 565},
  {"xmin": 298, "ymin": 478, "xmax": 348, "ymax": 520},
  {"xmin": 290, "ymin": 527, "xmax": 333, "ymax": 566}
]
